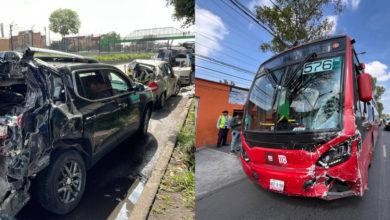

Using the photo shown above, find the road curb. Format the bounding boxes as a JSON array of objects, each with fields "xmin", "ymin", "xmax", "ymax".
[{"xmin": 129, "ymin": 97, "xmax": 193, "ymax": 220}]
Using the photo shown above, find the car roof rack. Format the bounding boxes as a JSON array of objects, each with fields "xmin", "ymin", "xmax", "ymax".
[{"xmin": 23, "ymin": 47, "xmax": 99, "ymax": 63}]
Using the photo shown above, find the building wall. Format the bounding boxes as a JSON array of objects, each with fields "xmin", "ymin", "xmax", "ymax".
[
  {"xmin": 0, "ymin": 39, "xmax": 10, "ymax": 51},
  {"xmin": 195, "ymin": 78, "xmax": 247, "ymax": 148}
]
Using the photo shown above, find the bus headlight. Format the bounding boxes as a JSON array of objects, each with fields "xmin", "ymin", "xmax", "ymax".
[
  {"xmin": 242, "ymin": 146, "xmax": 250, "ymax": 162},
  {"xmin": 316, "ymin": 141, "xmax": 352, "ymax": 168}
]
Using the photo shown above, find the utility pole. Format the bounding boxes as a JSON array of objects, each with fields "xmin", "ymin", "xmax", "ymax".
[
  {"xmin": 48, "ymin": 27, "xmax": 51, "ymax": 47},
  {"xmin": 31, "ymin": 25, "xmax": 35, "ymax": 47},
  {"xmin": 9, "ymin": 23, "xmax": 14, "ymax": 50},
  {"xmin": 44, "ymin": 26, "xmax": 47, "ymax": 47}
]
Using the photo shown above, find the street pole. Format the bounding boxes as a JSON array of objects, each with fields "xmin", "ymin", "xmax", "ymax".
[
  {"xmin": 9, "ymin": 23, "xmax": 14, "ymax": 50},
  {"xmin": 31, "ymin": 25, "xmax": 35, "ymax": 47},
  {"xmin": 48, "ymin": 27, "xmax": 51, "ymax": 47},
  {"xmin": 44, "ymin": 26, "xmax": 47, "ymax": 47}
]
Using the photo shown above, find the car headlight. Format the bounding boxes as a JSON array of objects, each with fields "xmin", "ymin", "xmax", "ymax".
[{"xmin": 316, "ymin": 140, "xmax": 352, "ymax": 168}]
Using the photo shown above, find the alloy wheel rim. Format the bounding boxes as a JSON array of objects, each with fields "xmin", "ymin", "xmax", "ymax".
[{"xmin": 57, "ymin": 160, "xmax": 82, "ymax": 204}]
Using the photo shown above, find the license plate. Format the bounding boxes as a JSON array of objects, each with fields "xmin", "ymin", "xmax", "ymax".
[
  {"xmin": 270, "ymin": 179, "xmax": 284, "ymax": 192},
  {"xmin": 0, "ymin": 125, "xmax": 7, "ymax": 139}
]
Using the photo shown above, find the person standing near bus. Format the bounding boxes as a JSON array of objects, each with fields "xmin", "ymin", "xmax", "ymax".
[
  {"xmin": 216, "ymin": 110, "xmax": 232, "ymax": 148},
  {"xmin": 230, "ymin": 114, "xmax": 242, "ymax": 153}
]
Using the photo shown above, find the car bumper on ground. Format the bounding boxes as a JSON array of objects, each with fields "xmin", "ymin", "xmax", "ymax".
[{"xmin": 179, "ymin": 76, "xmax": 190, "ymax": 84}]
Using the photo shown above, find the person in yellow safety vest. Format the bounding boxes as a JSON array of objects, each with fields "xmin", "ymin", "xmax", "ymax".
[{"xmin": 216, "ymin": 110, "xmax": 232, "ymax": 148}]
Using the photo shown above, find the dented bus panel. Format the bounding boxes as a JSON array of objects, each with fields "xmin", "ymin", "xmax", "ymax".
[{"xmin": 240, "ymin": 35, "xmax": 380, "ymax": 200}]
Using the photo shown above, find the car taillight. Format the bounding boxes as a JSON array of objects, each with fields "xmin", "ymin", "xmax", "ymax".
[
  {"xmin": 148, "ymin": 81, "xmax": 159, "ymax": 92},
  {"xmin": 18, "ymin": 116, "xmax": 22, "ymax": 126}
]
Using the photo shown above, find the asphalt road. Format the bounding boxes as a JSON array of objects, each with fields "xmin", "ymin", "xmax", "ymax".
[
  {"xmin": 16, "ymin": 92, "xmax": 192, "ymax": 220},
  {"xmin": 196, "ymin": 128, "xmax": 390, "ymax": 220}
]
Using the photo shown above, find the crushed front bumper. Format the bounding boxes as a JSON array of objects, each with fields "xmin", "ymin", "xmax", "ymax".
[{"xmin": 240, "ymin": 142, "xmax": 364, "ymax": 200}]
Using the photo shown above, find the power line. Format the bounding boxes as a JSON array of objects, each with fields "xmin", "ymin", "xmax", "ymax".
[
  {"xmin": 196, "ymin": 65, "xmax": 253, "ymax": 82},
  {"xmin": 210, "ymin": 0, "xmax": 265, "ymax": 42},
  {"xmin": 230, "ymin": 0, "xmax": 288, "ymax": 47},
  {"xmin": 195, "ymin": 4, "xmax": 261, "ymax": 45},
  {"xmin": 196, "ymin": 42, "xmax": 259, "ymax": 68},
  {"xmin": 197, "ymin": 71, "xmax": 252, "ymax": 87},
  {"xmin": 197, "ymin": 31, "xmax": 260, "ymax": 63},
  {"xmin": 196, "ymin": 54, "xmax": 256, "ymax": 75}
]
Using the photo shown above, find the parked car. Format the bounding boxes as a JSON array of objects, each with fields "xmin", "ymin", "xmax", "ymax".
[
  {"xmin": 0, "ymin": 51, "xmax": 23, "ymax": 62},
  {"xmin": 0, "ymin": 47, "xmax": 153, "ymax": 216},
  {"xmin": 172, "ymin": 53, "xmax": 194, "ymax": 86},
  {"xmin": 385, "ymin": 118, "xmax": 390, "ymax": 130},
  {"xmin": 127, "ymin": 59, "xmax": 180, "ymax": 109}
]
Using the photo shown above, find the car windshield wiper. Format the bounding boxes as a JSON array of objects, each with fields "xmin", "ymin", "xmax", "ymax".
[{"xmin": 283, "ymin": 52, "xmax": 317, "ymax": 87}]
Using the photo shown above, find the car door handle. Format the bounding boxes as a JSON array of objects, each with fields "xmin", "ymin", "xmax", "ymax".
[{"xmin": 86, "ymin": 115, "xmax": 96, "ymax": 121}]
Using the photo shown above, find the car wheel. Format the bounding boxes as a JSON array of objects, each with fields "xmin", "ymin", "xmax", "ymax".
[
  {"xmin": 158, "ymin": 93, "xmax": 166, "ymax": 109},
  {"xmin": 139, "ymin": 105, "xmax": 152, "ymax": 136},
  {"xmin": 173, "ymin": 81, "xmax": 181, "ymax": 96},
  {"xmin": 37, "ymin": 150, "xmax": 86, "ymax": 215}
]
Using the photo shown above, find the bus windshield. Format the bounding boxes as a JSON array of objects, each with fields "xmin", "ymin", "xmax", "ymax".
[{"xmin": 245, "ymin": 55, "xmax": 343, "ymax": 132}]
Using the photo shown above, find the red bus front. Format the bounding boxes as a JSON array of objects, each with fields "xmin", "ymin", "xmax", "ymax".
[{"xmin": 240, "ymin": 35, "xmax": 379, "ymax": 200}]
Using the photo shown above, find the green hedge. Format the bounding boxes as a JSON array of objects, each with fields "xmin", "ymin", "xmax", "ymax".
[{"xmin": 89, "ymin": 53, "xmax": 154, "ymax": 61}]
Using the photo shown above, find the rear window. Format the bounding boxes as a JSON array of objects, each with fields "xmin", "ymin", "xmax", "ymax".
[{"xmin": 75, "ymin": 70, "xmax": 113, "ymax": 100}]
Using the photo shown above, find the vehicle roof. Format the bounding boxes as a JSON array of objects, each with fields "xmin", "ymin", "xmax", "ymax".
[
  {"xmin": 132, "ymin": 59, "xmax": 167, "ymax": 67},
  {"xmin": 260, "ymin": 35, "xmax": 348, "ymax": 68},
  {"xmin": 54, "ymin": 62, "xmax": 122, "ymax": 72}
]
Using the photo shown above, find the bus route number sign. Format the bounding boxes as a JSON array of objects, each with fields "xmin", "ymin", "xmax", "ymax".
[{"xmin": 303, "ymin": 57, "xmax": 341, "ymax": 74}]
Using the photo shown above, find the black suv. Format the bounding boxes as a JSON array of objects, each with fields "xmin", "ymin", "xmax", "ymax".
[{"xmin": 0, "ymin": 48, "xmax": 154, "ymax": 216}]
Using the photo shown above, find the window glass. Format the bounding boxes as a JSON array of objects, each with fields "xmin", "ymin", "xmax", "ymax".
[
  {"xmin": 166, "ymin": 64, "xmax": 173, "ymax": 76},
  {"xmin": 76, "ymin": 70, "xmax": 113, "ymax": 100},
  {"xmin": 161, "ymin": 64, "xmax": 168, "ymax": 76},
  {"xmin": 246, "ymin": 56, "xmax": 342, "ymax": 132},
  {"xmin": 107, "ymin": 71, "xmax": 130, "ymax": 94},
  {"xmin": 368, "ymin": 103, "xmax": 373, "ymax": 122}
]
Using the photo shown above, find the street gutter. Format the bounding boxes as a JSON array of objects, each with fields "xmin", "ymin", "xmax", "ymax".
[{"xmin": 108, "ymin": 97, "xmax": 193, "ymax": 220}]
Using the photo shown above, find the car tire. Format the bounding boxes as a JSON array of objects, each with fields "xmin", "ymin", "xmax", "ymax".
[
  {"xmin": 37, "ymin": 150, "xmax": 86, "ymax": 215},
  {"xmin": 138, "ymin": 105, "xmax": 152, "ymax": 136},
  {"xmin": 157, "ymin": 93, "xmax": 166, "ymax": 109}
]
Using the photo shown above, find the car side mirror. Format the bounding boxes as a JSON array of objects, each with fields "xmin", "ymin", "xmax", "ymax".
[
  {"xmin": 358, "ymin": 73, "xmax": 372, "ymax": 102},
  {"xmin": 134, "ymin": 84, "xmax": 144, "ymax": 92}
]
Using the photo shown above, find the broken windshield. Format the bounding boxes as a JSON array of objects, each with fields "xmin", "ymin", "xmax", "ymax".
[{"xmin": 245, "ymin": 56, "xmax": 343, "ymax": 132}]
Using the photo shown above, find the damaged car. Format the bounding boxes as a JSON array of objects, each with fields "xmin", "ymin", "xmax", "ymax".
[
  {"xmin": 127, "ymin": 59, "xmax": 180, "ymax": 109},
  {"xmin": 0, "ymin": 48, "xmax": 153, "ymax": 215},
  {"xmin": 240, "ymin": 35, "xmax": 380, "ymax": 200}
]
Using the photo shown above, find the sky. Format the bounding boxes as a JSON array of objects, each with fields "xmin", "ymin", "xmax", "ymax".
[
  {"xmin": 195, "ymin": 0, "xmax": 390, "ymax": 115},
  {"xmin": 0, "ymin": 0, "xmax": 193, "ymax": 41}
]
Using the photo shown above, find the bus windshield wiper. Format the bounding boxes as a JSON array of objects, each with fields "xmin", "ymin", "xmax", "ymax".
[{"xmin": 283, "ymin": 52, "xmax": 317, "ymax": 87}]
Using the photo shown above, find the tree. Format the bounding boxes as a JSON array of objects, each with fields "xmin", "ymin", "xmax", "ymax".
[
  {"xmin": 49, "ymin": 9, "xmax": 81, "ymax": 50},
  {"xmin": 254, "ymin": 0, "xmax": 345, "ymax": 53},
  {"xmin": 371, "ymin": 76, "xmax": 386, "ymax": 116},
  {"xmin": 166, "ymin": 0, "xmax": 195, "ymax": 27},
  {"xmin": 100, "ymin": 32, "xmax": 121, "ymax": 52}
]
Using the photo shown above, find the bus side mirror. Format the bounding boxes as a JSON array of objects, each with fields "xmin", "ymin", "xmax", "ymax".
[
  {"xmin": 358, "ymin": 73, "xmax": 372, "ymax": 102},
  {"xmin": 358, "ymin": 63, "xmax": 365, "ymax": 71}
]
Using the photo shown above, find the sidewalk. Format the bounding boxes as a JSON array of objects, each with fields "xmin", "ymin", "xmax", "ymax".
[{"xmin": 195, "ymin": 145, "xmax": 246, "ymax": 201}]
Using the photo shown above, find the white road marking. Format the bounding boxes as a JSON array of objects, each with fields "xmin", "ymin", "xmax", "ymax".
[
  {"xmin": 383, "ymin": 144, "xmax": 387, "ymax": 158},
  {"xmin": 128, "ymin": 181, "xmax": 145, "ymax": 204},
  {"xmin": 115, "ymin": 202, "xmax": 128, "ymax": 220}
]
